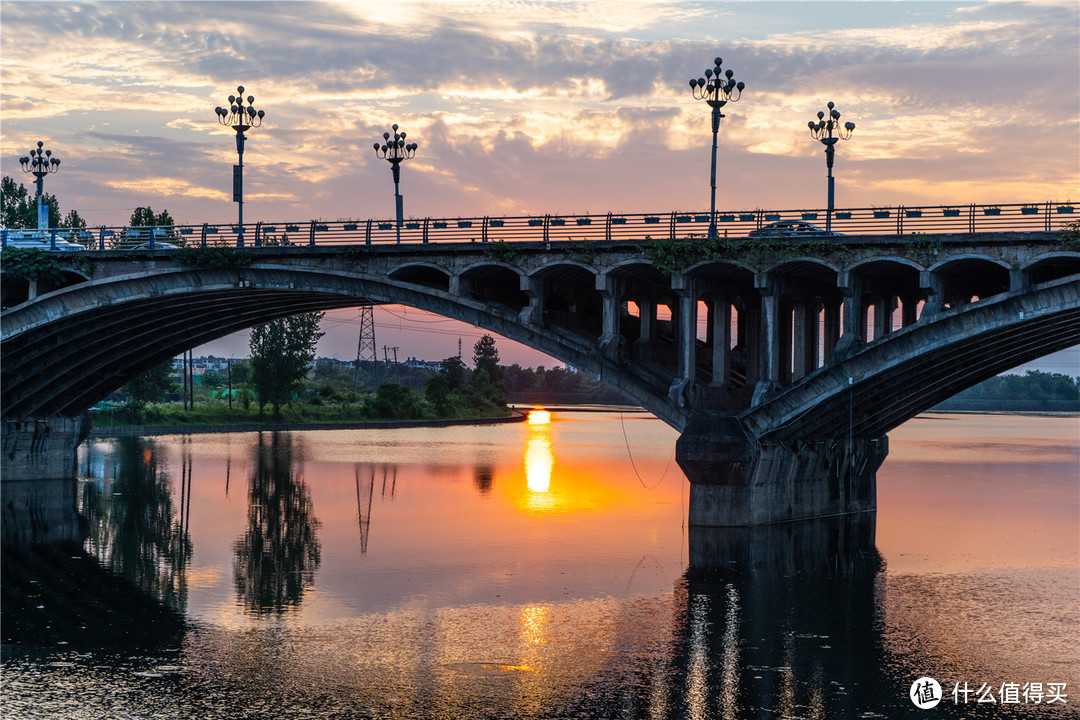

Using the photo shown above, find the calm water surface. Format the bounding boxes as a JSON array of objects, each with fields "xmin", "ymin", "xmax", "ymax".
[{"xmin": 2, "ymin": 412, "xmax": 1077, "ymax": 718}]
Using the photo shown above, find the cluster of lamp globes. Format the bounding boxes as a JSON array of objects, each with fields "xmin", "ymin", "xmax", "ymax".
[
  {"xmin": 19, "ymin": 141, "xmax": 60, "ymax": 177},
  {"xmin": 809, "ymin": 101, "xmax": 856, "ymax": 142},
  {"xmin": 374, "ymin": 124, "xmax": 418, "ymax": 160},
  {"xmin": 214, "ymin": 86, "xmax": 265, "ymax": 129},
  {"xmin": 688, "ymin": 57, "xmax": 746, "ymax": 107}
]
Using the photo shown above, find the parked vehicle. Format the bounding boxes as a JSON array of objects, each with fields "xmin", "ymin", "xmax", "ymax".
[
  {"xmin": 130, "ymin": 241, "xmax": 180, "ymax": 250},
  {"xmin": 1, "ymin": 229, "xmax": 85, "ymax": 251},
  {"xmin": 748, "ymin": 220, "xmax": 839, "ymax": 238}
]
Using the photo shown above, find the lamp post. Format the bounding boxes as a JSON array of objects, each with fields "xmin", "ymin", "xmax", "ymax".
[
  {"xmin": 807, "ymin": 101, "xmax": 855, "ymax": 233},
  {"xmin": 689, "ymin": 57, "xmax": 745, "ymax": 239},
  {"xmin": 19, "ymin": 141, "xmax": 61, "ymax": 230},
  {"xmin": 215, "ymin": 86, "xmax": 265, "ymax": 247},
  {"xmin": 374, "ymin": 124, "xmax": 417, "ymax": 244}
]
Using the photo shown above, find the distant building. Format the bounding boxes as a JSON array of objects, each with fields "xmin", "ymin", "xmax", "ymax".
[{"xmin": 404, "ymin": 357, "xmax": 442, "ymax": 371}]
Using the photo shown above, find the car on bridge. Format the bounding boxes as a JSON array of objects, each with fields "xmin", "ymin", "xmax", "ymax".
[
  {"xmin": 1, "ymin": 230, "xmax": 85, "ymax": 252},
  {"xmin": 130, "ymin": 241, "xmax": 180, "ymax": 250},
  {"xmin": 748, "ymin": 220, "xmax": 839, "ymax": 238}
]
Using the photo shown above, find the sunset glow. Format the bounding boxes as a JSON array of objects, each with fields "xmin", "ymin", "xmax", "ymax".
[{"xmin": 2, "ymin": 1, "xmax": 1076, "ymax": 366}]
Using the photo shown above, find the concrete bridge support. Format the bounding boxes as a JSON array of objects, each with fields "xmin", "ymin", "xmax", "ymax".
[
  {"xmin": 2, "ymin": 416, "xmax": 89, "ymax": 546},
  {"xmin": 676, "ymin": 412, "xmax": 887, "ymax": 527}
]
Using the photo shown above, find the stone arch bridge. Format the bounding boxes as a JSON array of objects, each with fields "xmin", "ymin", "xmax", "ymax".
[{"xmin": 3, "ymin": 231, "xmax": 1078, "ymax": 525}]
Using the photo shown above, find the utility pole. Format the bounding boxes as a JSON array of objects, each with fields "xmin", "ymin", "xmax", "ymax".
[{"xmin": 390, "ymin": 346, "xmax": 399, "ymax": 363}]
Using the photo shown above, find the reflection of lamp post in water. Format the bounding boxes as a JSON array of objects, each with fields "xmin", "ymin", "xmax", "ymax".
[
  {"xmin": 19, "ymin": 141, "xmax": 61, "ymax": 230},
  {"xmin": 215, "ymin": 86, "xmax": 265, "ymax": 247},
  {"xmin": 807, "ymin": 101, "xmax": 855, "ymax": 233},
  {"xmin": 689, "ymin": 57, "xmax": 745, "ymax": 239},
  {"xmin": 374, "ymin": 124, "xmax": 418, "ymax": 244}
]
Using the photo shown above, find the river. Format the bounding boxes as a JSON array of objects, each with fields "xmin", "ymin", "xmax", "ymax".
[{"xmin": 1, "ymin": 411, "xmax": 1077, "ymax": 718}]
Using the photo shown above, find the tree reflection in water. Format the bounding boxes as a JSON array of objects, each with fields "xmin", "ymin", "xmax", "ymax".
[
  {"xmin": 81, "ymin": 436, "xmax": 192, "ymax": 612},
  {"xmin": 233, "ymin": 431, "xmax": 321, "ymax": 615}
]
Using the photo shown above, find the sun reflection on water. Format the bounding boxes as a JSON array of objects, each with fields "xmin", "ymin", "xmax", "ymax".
[
  {"xmin": 526, "ymin": 407, "xmax": 551, "ymax": 426},
  {"xmin": 524, "ymin": 409, "xmax": 554, "ymax": 505},
  {"xmin": 525, "ymin": 432, "xmax": 553, "ymax": 494}
]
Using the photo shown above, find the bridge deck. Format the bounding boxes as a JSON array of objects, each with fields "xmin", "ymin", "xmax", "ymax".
[{"xmin": 3, "ymin": 201, "xmax": 1076, "ymax": 251}]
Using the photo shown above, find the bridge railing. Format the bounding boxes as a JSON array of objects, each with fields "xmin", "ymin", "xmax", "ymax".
[{"xmin": 2, "ymin": 202, "xmax": 1076, "ymax": 251}]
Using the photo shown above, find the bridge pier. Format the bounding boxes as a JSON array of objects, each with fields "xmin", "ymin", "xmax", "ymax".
[
  {"xmin": 2, "ymin": 416, "xmax": 90, "ymax": 546},
  {"xmin": 676, "ymin": 412, "xmax": 886, "ymax": 527}
]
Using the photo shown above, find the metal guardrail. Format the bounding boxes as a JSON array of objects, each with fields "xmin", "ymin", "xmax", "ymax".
[{"xmin": 1, "ymin": 202, "xmax": 1076, "ymax": 251}]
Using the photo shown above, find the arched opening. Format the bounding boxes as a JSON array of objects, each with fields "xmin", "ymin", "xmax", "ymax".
[{"xmin": 388, "ymin": 265, "xmax": 451, "ymax": 292}]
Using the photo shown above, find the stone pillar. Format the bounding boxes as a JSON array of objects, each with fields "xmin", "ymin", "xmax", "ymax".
[
  {"xmin": 518, "ymin": 274, "xmax": 543, "ymax": 325},
  {"xmin": 596, "ymin": 273, "xmax": 624, "ymax": 363},
  {"xmin": 793, "ymin": 297, "xmax": 823, "ymax": 380},
  {"xmin": 670, "ymin": 275, "xmax": 697, "ymax": 405},
  {"xmin": 1009, "ymin": 267, "xmax": 1029, "ymax": 293},
  {"xmin": 822, "ymin": 299, "xmax": 841, "ymax": 364},
  {"xmin": 637, "ymin": 295, "xmax": 654, "ymax": 345},
  {"xmin": 752, "ymin": 273, "xmax": 781, "ymax": 403},
  {"xmin": 741, "ymin": 298, "xmax": 762, "ymax": 389},
  {"xmin": 920, "ymin": 271, "xmax": 944, "ymax": 317},
  {"xmin": 839, "ymin": 272, "xmax": 865, "ymax": 336},
  {"xmin": 900, "ymin": 294, "xmax": 920, "ymax": 327},
  {"xmin": 872, "ymin": 295, "xmax": 892, "ymax": 339},
  {"xmin": 710, "ymin": 295, "xmax": 731, "ymax": 387},
  {"xmin": 779, "ymin": 295, "xmax": 794, "ymax": 386}
]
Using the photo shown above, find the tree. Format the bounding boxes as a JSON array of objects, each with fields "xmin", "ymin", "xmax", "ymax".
[
  {"xmin": 128, "ymin": 206, "xmax": 175, "ymax": 227},
  {"xmin": 371, "ymin": 383, "xmax": 428, "ymax": 419},
  {"xmin": 1, "ymin": 176, "xmax": 31, "ymax": 228},
  {"xmin": 439, "ymin": 355, "xmax": 468, "ymax": 390},
  {"xmin": 424, "ymin": 373, "xmax": 451, "ymax": 416},
  {"xmin": 473, "ymin": 335, "xmax": 500, "ymax": 382},
  {"xmin": 60, "ymin": 209, "xmax": 87, "ymax": 229},
  {"xmin": 249, "ymin": 312, "xmax": 325, "ymax": 415},
  {"xmin": 201, "ymin": 370, "xmax": 226, "ymax": 388},
  {"xmin": 121, "ymin": 359, "xmax": 177, "ymax": 404},
  {"xmin": 1, "ymin": 176, "xmax": 60, "ymax": 229}
]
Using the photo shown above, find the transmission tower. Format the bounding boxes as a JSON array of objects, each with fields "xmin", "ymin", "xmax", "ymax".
[{"xmin": 353, "ymin": 304, "xmax": 378, "ymax": 391}]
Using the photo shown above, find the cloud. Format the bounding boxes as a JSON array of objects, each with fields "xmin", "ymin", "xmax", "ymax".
[{"xmin": 1, "ymin": 0, "xmax": 1075, "ymax": 228}]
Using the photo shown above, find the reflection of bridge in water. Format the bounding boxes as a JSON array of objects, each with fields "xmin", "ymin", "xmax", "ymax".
[{"xmin": 3, "ymin": 204, "xmax": 1079, "ymax": 526}]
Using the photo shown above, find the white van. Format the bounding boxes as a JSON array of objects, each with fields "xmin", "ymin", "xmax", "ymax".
[{"xmin": 1, "ymin": 229, "xmax": 85, "ymax": 252}]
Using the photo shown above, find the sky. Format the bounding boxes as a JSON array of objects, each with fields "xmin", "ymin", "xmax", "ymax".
[{"xmin": 2, "ymin": 0, "xmax": 1078, "ymax": 372}]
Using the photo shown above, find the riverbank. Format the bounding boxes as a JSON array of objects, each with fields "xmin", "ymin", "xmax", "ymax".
[{"xmin": 88, "ymin": 411, "xmax": 526, "ymax": 438}]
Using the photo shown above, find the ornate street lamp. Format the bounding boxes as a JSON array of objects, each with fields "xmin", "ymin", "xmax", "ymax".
[
  {"xmin": 215, "ymin": 86, "xmax": 265, "ymax": 247},
  {"xmin": 374, "ymin": 124, "xmax": 417, "ymax": 244},
  {"xmin": 808, "ymin": 101, "xmax": 855, "ymax": 233},
  {"xmin": 19, "ymin": 141, "xmax": 61, "ymax": 230},
  {"xmin": 689, "ymin": 57, "xmax": 745, "ymax": 239}
]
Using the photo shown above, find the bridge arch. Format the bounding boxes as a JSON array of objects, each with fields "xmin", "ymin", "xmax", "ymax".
[
  {"xmin": 929, "ymin": 255, "xmax": 1012, "ymax": 306},
  {"xmin": 1021, "ymin": 251, "xmax": 1080, "ymax": 284},
  {"xmin": 848, "ymin": 256, "xmax": 924, "ymax": 274},
  {"xmin": 458, "ymin": 263, "xmax": 528, "ymax": 313},
  {"xmin": 0, "ymin": 262, "xmax": 689, "ymax": 425},
  {"xmin": 387, "ymin": 263, "xmax": 451, "ymax": 292},
  {"xmin": 1, "ymin": 267, "xmax": 90, "ymax": 309}
]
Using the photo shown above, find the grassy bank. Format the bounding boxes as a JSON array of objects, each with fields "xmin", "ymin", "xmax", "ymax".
[{"xmin": 92, "ymin": 397, "xmax": 509, "ymax": 429}]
